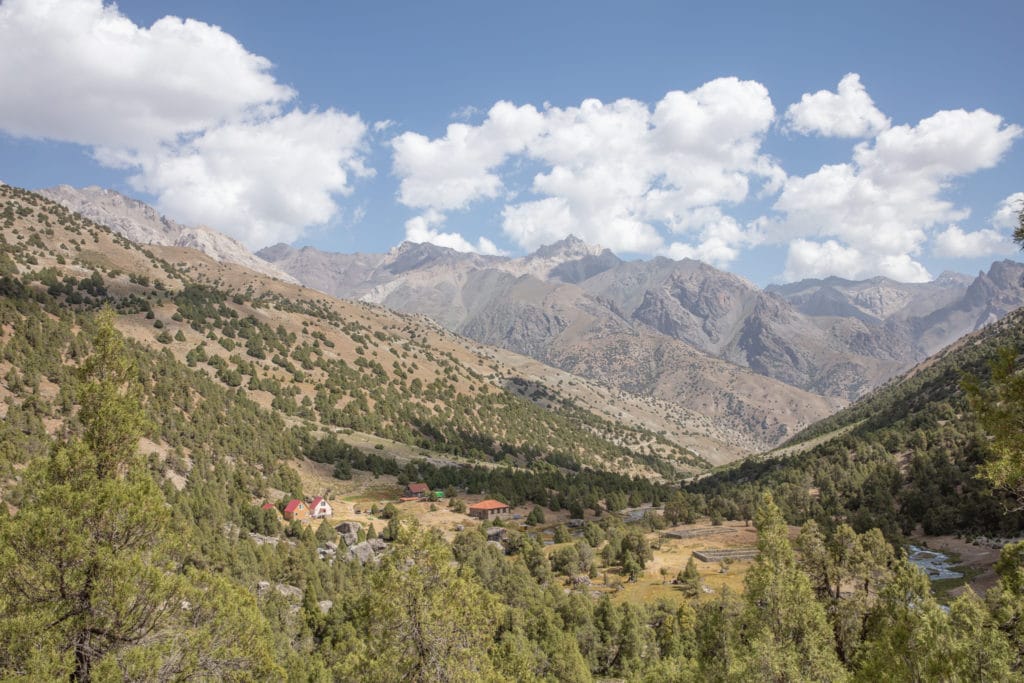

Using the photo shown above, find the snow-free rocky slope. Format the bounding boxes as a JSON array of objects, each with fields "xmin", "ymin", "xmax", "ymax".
[
  {"xmin": 40, "ymin": 185, "xmax": 298, "ymax": 284},
  {"xmin": 260, "ymin": 237, "xmax": 1024, "ymax": 405}
]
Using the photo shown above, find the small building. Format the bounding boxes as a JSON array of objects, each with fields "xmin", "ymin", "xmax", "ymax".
[
  {"xmin": 260, "ymin": 502, "xmax": 283, "ymax": 519},
  {"xmin": 283, "ymin": 499, "xmax": 310, "ymax": 522},
  {"xmin": 405, "ymin": 482, "xmax": 430, "ymax": 498},
  {"xmin": 468, "ymin": 499, "xmax": 511, "ymax": 520},
  {"xmin": 310, "ymin": 496, "xmax": 333, "ymax": 519}
]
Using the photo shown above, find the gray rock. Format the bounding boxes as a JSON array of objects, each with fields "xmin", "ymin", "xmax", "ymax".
[
  {"xmin": 39, "ymin": 185, "xmax": 298, "ymax": 283},
  {"xmin": 255, "ymin": 581, "xmax": 302, "ymax": 601},
  {"xmin": 274, "ymin": 583, "xmax": 303, "ymax": 600},
  {"xmin": 317, "ymin": 600, "xmax": 334, "ymax": 615},
  {"xmin": 347, "ymin": 541, "xmax": 380, "ymax": 565},
  {"xmin": 248, "ymin": 532, "xmax": 279, "ymax": 546},
  {"xmin": 486, "ymin": 527, "xmax": 508, "ymax": 542},
  {"xmin": 335, "ymin": 521, "xmax": 362, "ymax": 547}
]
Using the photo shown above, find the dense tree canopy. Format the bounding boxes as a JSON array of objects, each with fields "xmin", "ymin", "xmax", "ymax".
[{"xmin": 0, "ymin": 312, "xmax": 279, "ymax": 681}]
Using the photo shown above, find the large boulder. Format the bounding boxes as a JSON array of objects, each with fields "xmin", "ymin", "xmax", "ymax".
[
  {"xmin": 335, "ymin": 521, "xmax": 362, "ymax": 547},
  {"xmin": 255, "ymin": 581, "xmax": 303, "ymax": 600},
  {"xmin": 347, "ymin": 541, "xmax": 378, "ymax": 565}
]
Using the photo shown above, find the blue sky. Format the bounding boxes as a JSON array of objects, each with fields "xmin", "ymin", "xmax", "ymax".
[{"xmin": 0, "ymin": 0, "xmax": 1021, "ymax": 285}]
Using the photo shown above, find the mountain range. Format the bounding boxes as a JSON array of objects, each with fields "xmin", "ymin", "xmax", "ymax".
[
  {"xmin": 256, "ymin": 236, "xmax": 1024, "ymax": 428},
  {"xmin": 38, "ymin": 185, "xmax": 1024, "ymax": 456}
]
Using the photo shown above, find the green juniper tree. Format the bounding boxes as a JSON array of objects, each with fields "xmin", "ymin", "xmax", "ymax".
[
  {"xmin": 971, "ymin": 201, "xmax": 1024, "ymax": 506},
  {"xmin": 678, "ymin": 556, "xmax": 701, "ymax": 597},
  {"xmin": 732, "ymin": 492, "xmax": 848, "ymax": 682},
  {"xmin": 0, "ymin": 311, "xmax": 279, "ymax": 681}
]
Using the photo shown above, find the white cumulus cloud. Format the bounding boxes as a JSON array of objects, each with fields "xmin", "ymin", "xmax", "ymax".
[
  {"xmin": 784, "ymin": 239, "xmax": 933, "ymax": 282},
  {"xmin": 933, "ymin": 225, "xmax": 1014, "ymax": 259},
  {"xmin": 392, "ymin": 78, "xmax": 781, "ymax": 258},
  {"xmin": 108, "ymin": 110, "xmax": 371, "ymax": 248},
  {"xmin": 0, "ymin": 0, "xmax": 292, "ymax": 149},
  {"xmin": 392, "ymin": 101, "xmax": 545, "ymax": 211},
  {"xmin": 0, "ymin": 0, "xmax": 370, "ymax": 248},
  {"xmin": 774, "ymin": 104, "xmax": 1021, "ymax": 281},
  {"xmin": 663, "ymin": 212, "xmax": 763, "ymax": 267},
  {"xmin": 931, "ymin": 192, "xmax": 1023, "ymax": 258},
  {"xmin": 784, "ymin": 73, "xmax": 890, "ymax": 138},
  {"xmin": 404, "ymin": 210, "xmax": 503, "ymax": 255},
  {"xmin": 992, "ymin": 192, "xmax": 1024, "ymax": 229}
]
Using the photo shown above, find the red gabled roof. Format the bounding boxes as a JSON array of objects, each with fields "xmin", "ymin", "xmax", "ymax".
[
  {"xmin": 310, "ymin": 496, "xmax": 325, "ymax": 508},
  {"xmin": 469, "ymin": 499, "xmax": 509, "ymax": 511},
  {"xmin": 283, "ymin": 499, "xmax": 306, "ymax": 514},
  {"xmin": 261, "ymin": 503, "xmax": 275, "ymax": 510},
  {"xmin": 408, "ymin": 483, "xmax": 429, "ymax": 494}
]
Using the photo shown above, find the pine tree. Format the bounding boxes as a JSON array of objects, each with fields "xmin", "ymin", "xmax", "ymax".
[
  {"xmin": 732, "ymin": 492, "xmax": 847, "ymax": 681},
  {"xmin": 0, "ymin": 311, "xmax": 280, "ymax": 681},
  {"xmin": 678, "ymin": 556, "xmax": 701, "ymax": 597},
  {"xmin": 965, "ymin": 346, "xmax": 1024, "ymax": 506},
  {"xmin": 336, "ymin": 524, "xmax": 501, "ymax": 681},
  {"xmin": 526, "ymin": 505, "xmax": 545, "ymax": 525},
  {"xmin": 315, "ymin": 520, "xmax": 337, "ymax": 544}
]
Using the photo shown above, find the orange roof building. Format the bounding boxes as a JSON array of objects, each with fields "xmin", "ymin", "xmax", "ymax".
[
  {"xmin": 283, "ymin": 499, "xmax": 310, "ymax": 522},
  {"xmin": 405, "ymin": 482, "xmax": 430, "ymax": 497},
  {"xmin": 467, "ymin": 499, "xmax": 511, "ymax": 520}
]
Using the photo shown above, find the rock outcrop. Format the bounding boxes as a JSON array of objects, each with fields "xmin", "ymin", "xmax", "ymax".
[
  {"xmin": 39, "ymin": 185, "xmax": 298, "ymax": 284},
  {"xmin": 335, "ymin": 521, "xmax": 362, "ymax": 547}
]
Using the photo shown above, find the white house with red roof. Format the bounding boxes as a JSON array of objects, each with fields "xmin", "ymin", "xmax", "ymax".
[{"xmin": 309, "ymin": 496, "xmax": 333, "ymax": 519}]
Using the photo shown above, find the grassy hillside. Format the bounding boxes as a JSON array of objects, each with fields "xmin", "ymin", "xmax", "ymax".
[
  {"xmin": 0, "ymin": 184, "xmax": 709, "ymax": 484},
  {"xmin": 684, "ymin": 305, "xmax": 1024, "ymax": 538}
]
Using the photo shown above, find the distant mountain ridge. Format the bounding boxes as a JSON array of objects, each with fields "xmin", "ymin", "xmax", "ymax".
[
  {"xmin": 39, "ymin": 185, "xmax": 298, "ymax": 284},
  {"xmin": 258, "ymin": 237, "xmax": 1024, "ymax": 404},
  {"xmin": 258, "ymin": 238, "xmax": 848, "ymax": 448},
  {"xmin": 33, "ymin": 186, "xmax": 1024, "ymax": 454}
]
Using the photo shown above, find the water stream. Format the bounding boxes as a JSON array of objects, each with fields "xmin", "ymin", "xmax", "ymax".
[{"xmin": 907, "ymin": 544, "xmax": 963, "ymax": 581}]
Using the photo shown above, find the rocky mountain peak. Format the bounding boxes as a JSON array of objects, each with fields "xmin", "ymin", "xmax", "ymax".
[
  {"xmin": 387, "ymin": 240, "xmax": 452, "ymax": 257},
  {"xmin": 39, "ymin": 185, "xmax": 298, "ymax": 284},
  {"xmin": 384, "ymin": 240, "xmax": 487, "ymax": 274},
  {"xmin": 984, "ymin": 259, "xmax": 1024, "ymax": 287},
  {"xmin": 529, "ymin": 235, "xmax": 606, "ymax": 260},
  {"xmin": 256, "ymin": 243, "xmax": 298, "ymax": 261},
  {"xmin": 935, "ymin": 270, "xmax": 974, "ymax": 286}
]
